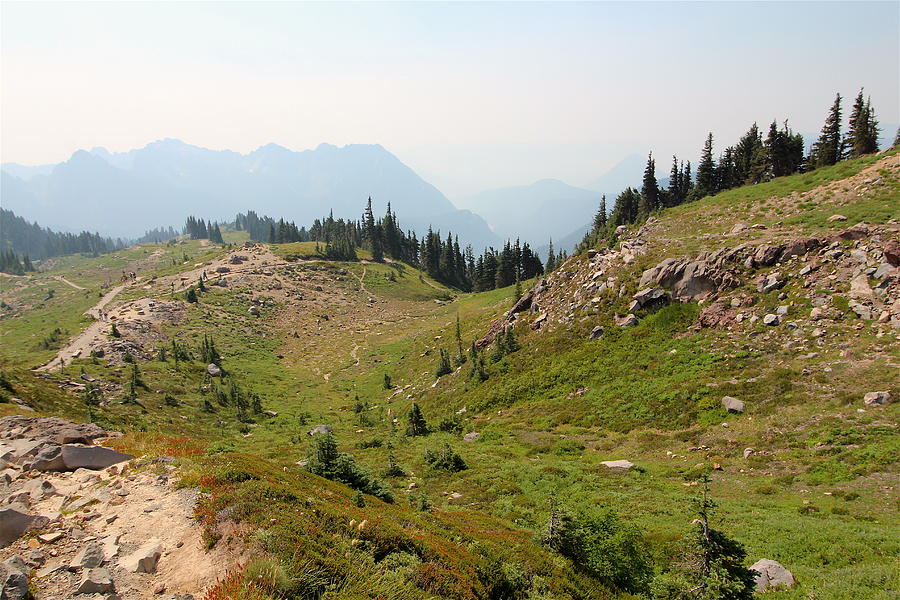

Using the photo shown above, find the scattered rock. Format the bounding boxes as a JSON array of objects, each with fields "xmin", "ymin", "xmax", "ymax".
[
  {"xmin": 588, "ymin": 325, "xmax": 604, "ymax": 340},
  {"xmin": 863, "ymin": 391, "xmax": 891, "ymax": 406},
  {"xmin": 616, "ymin": 314, "xmax": 638, "ymax": 327},
  {"xmin": 0, "ymin": 508, "xmax": 50, "ymax": 547},
  {"xmin": 763, "ymin": 314, "xmax": 780, "ymax": 326},
  {"xmin": 743, "ymin": 448, "xmax": 754, "ymax": 459},
  {"xmin": 206, "ymin": 364, "xmax": 222, "ymax": 377},
  {"xmin": 121, "ymin": 539, "xmax": 163, "ymax": 573},
  {"xmin": 463, "ymin": 432, "xmax": 480, "ymax": 442},
  {"xmin": 0, "ymin": 560, "xmax": 28, "ymax": 600},
  {"xmin": 307, "ymin": 425, "xmax": 333, "ymax": 436},
  {"xmin": 826, "ymin": 214, "xmax": 847, "ymax": 222},
  {"xmin": 721, "ymin": 397, "xmax": 745, "ymax": 413},
  {"xmin": 849, "ymin": 274, "xmax": 874, "ymax": 300},
  {"xmin": 600, "ymin": 460, "xmax": 634, "ymax": 471},
  {"xmin": 76, "ymin": 567, "xmax": 115, "ymax": 593},
  {"xmin": 883, "ymin": 239, "xmax": 900, "ymax": 266},
  {"xmin": 70, "ymin": 541, "xmax": 105, "ymax": 570},
  {"xmin": 751, "ymin": 559, "xmax": 795, "ymax": 591}
]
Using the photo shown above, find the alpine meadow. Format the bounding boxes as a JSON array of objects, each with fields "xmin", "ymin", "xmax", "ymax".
[{"xmin": 0, "ymin": 2, "xmax": 897, "ymax": 600}]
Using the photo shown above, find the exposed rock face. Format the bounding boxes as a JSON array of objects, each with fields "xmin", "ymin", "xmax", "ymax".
[
  {"xmin": 639, "ymin": 257, "xmax": 740, "ymax": 301},
  {"xmin": 750, "ymin": 559, "xmax": 795, "ymax": 591},
  {"xmin": 0, "ymin": 416, "xmax": 107, "ymax": 445},
  {"xmin": 884, "ymin": 239, "xmax": 900, "ymax": 266},
  {"xmin": 632, "ymin": 287, "xmax": 669, "ymax": 311}
]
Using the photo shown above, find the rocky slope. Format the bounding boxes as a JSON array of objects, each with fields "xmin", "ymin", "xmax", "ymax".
[{"xmin": 0, "ymin": 417, "xmax": 230, "ymax": 599}]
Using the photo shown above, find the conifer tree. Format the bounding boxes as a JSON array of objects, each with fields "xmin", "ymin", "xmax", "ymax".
[
  {"xmin": 638, "ymin": 152, "xmax": 659, "ymax": 217},
  {"xmin": 811, "ymin": 93, "xmax": 843, "ymax": 167},
  {"xmin": 406, "ymin": 402, "xmax": 429, "ymax": 436},
  {"xmin": 468, "ymin": 341, "xmax": 487, "ymax": 382},
  {"xmin": 545, "ymin": 238, "xmax": 556, "ymax": 272},
  {"xmin": 454, "ymin": 314, "xmax": 466, "ymax": 365},
  {"xmin": 435, "ymin": 348, "xmax": 452, "ymax": 378},
  {"xmin": 696, "ymin": 133, "xmax": 717, "ymax": 195},
  {"xmin": 593, "ymin": 195, "xmax": 608, "ymax": 230}
]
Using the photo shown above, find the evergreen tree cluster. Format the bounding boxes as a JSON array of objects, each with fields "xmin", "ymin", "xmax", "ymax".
[
  {"xmin": 0, "ymin": 249, "xmax": 35, "ymax": 275},
  {"xmin": 0, "ymin": 208, "xmax": 126, "ymax": 270},
  {"xmin": 470, "ymin": 239, "xmax": 544, "ymax": 292},
  {"xmin": 183, "ymin": 216, "xmax": 224, "ymax": 243},
  {"xmin": 133, "ymin": 226, "xmax": 179, "ymax": 244},
  {"xmin": 577, "ymin": 89, "xmax": 882, "ymax": 254}
]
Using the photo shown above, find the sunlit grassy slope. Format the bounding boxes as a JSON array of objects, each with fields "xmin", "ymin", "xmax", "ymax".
[{"xmin": 1, "ymin": 151, "xmax": 898, "ymax": 598}]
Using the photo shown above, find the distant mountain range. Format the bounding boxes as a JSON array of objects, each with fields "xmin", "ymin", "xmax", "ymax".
[{"xmin": 1, "ymin": 140, "xmax": 501, "ymax": 250}]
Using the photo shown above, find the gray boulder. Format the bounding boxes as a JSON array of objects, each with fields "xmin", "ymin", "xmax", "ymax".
[
  {"xmin": 70, "ymin": 541, "xmax": 105, "ymax": 570},
  {"xmin": 307, "ymin": 425, "xmax": 333, "ymax": 436},
  {"xmin": 463, "ymin": 432, "xmax": 480, "ymax": 442},
  {"xmin": 56, "ymin": 445, "xmax": 132, "ymax": 471},
  {"xmin": 750, "ymin": 559, "xmax": 795, "ymax": 591},
  {"xmin": 206, "ymin": 364, "xmax": 222, "ymax": 377},
  {"xmin": 616, "ymin": 314, "xmax": 638, "ymax": 327},
  {"xmin": 863, "ymin": 391, "xmax": 891, "ymax": 406},
  {"xmin": 0, "ymin": 508, "xmax": 50, "ymax": 547},
  {"xmin": 600, "ymin": 460, "xmax": 634, "ymax": 471},
  {"xmin": 0, "ymin": 560, "xmax": 28, "ymax": 600},
  {"xmin": 721, "ymin": 396, "xmax": 744, "ymax": 413},
  {"xmin": 589, "ymin": 326, "xmax": 605, "ymax": 340},
  {"xmin": 120, "ymin": 539, "xmax": 162, "ymax": 573},
  {"xmin": 763, "ymin": 313, "xmax": 780, "ymax": 326},
  {"xmin": 76, "ymin": 567, "xmax": 115, "ymax": 593},
  {"xmin": 632, "ymin": 287, "xmax": 669, "ymax": 310}
]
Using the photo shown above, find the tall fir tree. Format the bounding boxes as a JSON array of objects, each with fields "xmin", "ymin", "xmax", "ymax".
[
  {"xmin": 638, "ymin": 152, "xmax": 659, "ymax": 217},
  {"xmin": 810, "ymin": 93, "xmax": 843, "ymax": 167},
  {"xmin": 696, "ymin": 133, "xmax": 717, "ymax": 195}
]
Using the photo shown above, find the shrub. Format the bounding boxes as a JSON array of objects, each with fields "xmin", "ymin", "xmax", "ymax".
[
  {"xmin": 541, "ymin": 505, "xmax": 651, "ymax": 594},
  {"xmin": 423, "ymin": 443, "xmax": 467, "ymax": 472},
  {"xmin": 406, "ymin": 403, "xmax": 429, "ymax": 436},
  {"xmin": 306, "ymin": 433, "xmax": 393, "ymax": 502},
  {"xmin": 437, "ymin": 415, "xmax": 463, "ymax": 434}
]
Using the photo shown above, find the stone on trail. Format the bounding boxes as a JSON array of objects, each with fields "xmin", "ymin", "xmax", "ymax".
[
  {"xmin": 76, "ymin": 567, "xmax": 115, "ymax": 593},
  {"xmin": 751, "ymin": 559, "xmax": 795, "ymax": 591},
  {"xmin": 721, "ymin": 396, "xmax": 745, "ymax": 413},
  {"xmin": 120, "ymin": 538, "xmax": 163, "ymax": 573},
  {"xmin": 70, "ymin": 541, "xmax": 105, "ymax": 570},
  {"xmin": 60, "ymin": 445, "xmax": 133, "ymax": 471}
]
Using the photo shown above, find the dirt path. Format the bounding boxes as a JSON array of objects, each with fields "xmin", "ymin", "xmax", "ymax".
[
  {"xmin": 54, "ymin": 276, "xmax": 86, "ymax": 290},
  {"xmin": 355, "ymin": 266, "xmax": 370, "ymax": 296},
  {"xmin": 34, "ymin": 283, "xmax": 128, "ymax": 372}
]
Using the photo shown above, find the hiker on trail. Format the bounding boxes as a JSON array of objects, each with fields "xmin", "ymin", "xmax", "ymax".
[{"xmin": 202, "ymin": 270, "xmax": 207, "ymax": 281}]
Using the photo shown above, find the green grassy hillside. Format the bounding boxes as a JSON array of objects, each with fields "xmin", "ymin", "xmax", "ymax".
[{"xmin": 1, "ymin": 151, "xmax": 897, "ymax": 599}]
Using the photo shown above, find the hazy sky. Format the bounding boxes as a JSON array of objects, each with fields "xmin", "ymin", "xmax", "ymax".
[{"xmin": 2, "ymin": 1, "xmax": 897, "ymax": 200}]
